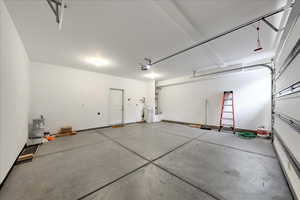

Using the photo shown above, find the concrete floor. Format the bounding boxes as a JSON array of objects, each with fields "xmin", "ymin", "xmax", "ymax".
[{"xmin": 0, "ymin": 122, "xmax": 292, "ymax": 200}]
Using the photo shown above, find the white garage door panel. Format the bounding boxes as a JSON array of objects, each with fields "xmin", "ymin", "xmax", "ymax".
[
  {"xmin": 276, "ymin": 55, "xmax": 300, "ymax": 93},
  {"xmin": 274, "ymin": 117, "xmax": 300, "ymax": 163},
  {"xmin": 276, "ymin": 17, "xmax": 300, "ymax": 70},
  {"xmin": 276, "ymin": 97, "xmax": 300, "ymax": 120},
  {"xmin": 273, "ymin": 137, "xmax": 300, "ymax": 199},
  {"xmin": 273, "ymin": 5, "xmax": 300, "ymax": 199}
]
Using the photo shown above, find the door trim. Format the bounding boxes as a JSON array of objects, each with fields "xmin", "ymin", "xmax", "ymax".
[{"xmin": 109, "ymin": 88, "xmax": 124, "ymax": 125}]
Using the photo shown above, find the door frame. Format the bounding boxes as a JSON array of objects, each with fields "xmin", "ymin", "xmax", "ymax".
[{"xmin": 108, "ymin": 88, "xmax": 124, "ymax": 125}]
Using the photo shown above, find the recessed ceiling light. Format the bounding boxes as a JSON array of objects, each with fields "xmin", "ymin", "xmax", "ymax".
[
  {"xmin": 144, "ymin": 72, "xmax": 160, "ymax": 79},
  {"xmin": 85, "ymin": 57, "xmax": 110, "ymax": 67},
  {"xmin": 145, "ymin": 64, "xmax": 151, "ymax": 69}
]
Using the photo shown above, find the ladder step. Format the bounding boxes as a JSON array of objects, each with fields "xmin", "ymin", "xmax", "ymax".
[
  {"xmin": 222, "ymin": 124, "xmax": 234, "ymax": 127},
  {"xmin": 222, "ymin": 118, "xmax": 233, "ymax": 120},
  {"xmin": 220, "ymin": 91, "xmax": 235, "ymax": 133}
]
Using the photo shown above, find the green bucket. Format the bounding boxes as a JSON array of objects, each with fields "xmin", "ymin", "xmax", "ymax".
[{"xmin": 237, "ymin": 131, "xmax": 257, "ymax": 139}]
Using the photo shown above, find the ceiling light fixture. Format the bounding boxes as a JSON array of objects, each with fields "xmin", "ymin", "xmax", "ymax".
[
  {"xmin": 144, "ymin": 72, "xmax": 160, "ymax": 79},
  {"xmin": 140, "ymin": 58, "xmax": 152, "ymax": 71},
  {"xmin": 86, "ymin": 57, "xmax": 110, "ymax": 67}
]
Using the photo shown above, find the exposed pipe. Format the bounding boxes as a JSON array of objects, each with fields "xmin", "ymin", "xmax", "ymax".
[{"xmin": 150, "ymin": 5, "xmax": 292, "ymax": 66}]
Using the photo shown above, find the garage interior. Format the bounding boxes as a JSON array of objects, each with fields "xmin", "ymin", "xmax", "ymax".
[{"xmin": 0, "ymin": 0, "xmax": 299, "ymax": 200}]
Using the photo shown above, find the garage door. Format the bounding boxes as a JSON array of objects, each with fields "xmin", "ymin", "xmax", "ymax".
[{"xmin": 273, "ymin": 3, "xmax": 300, "ymax": 199}]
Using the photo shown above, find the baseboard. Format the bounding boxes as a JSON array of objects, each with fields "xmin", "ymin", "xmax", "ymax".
[
  {"xmin": 162, "ymin": 119, "xmax": 259, "ymax": 133},
  {"xmin": 77, "ymin": 126, "xmax": 111, "ymax": 132},
  {"xmin": 1, "ymin": 121, "xmax": 145, "ymax": 188},
  {"xmin": 77, "ymin": 121, "xmax": 145, "ymax": 132}
]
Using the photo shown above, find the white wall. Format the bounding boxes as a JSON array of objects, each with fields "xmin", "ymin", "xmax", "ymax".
[
  {"xmin": 273, "ymin": 12, "xmax": 300, "ymax": 199},
  {"xmin": 158, "ymin": 69, "xmax": 271, "ymax": 130},
  {"xmin": 30, "ymin": 62, "xmax": 148, "ymax": 133},
  {"xmin": 0, "ymin": 0, "xmax": 30, "ymax": 184}
]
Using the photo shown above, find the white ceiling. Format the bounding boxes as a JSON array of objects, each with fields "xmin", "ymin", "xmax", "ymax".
[{"xmin": 5, "ymin": 0, "xmax": 288, "ymax": 81}]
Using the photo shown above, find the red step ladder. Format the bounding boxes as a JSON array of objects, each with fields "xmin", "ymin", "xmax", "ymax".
[{"xmin": 218, "ymin": 91, "xmax": 235, "ymax": 133}]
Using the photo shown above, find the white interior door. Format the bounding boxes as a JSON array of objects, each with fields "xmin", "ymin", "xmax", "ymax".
[{"xmin": 109, "ymin": 89, "xmax": 124, "ymax": 125}]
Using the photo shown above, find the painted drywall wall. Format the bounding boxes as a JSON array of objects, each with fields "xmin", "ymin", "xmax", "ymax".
[
  {"xmin": 158, "ymin": 69, "xmax": 271, "ymax": 130},
  {"xmin": 273, "ymin": 13, "xmax": 300, "ymax": 198},
  {"xmin": 0, "ymin": 0, "xmax": 30, "ymax": 184},
  {"xmin": 30, "ymin": 62, "xmax": 149, "ymax": 133}
]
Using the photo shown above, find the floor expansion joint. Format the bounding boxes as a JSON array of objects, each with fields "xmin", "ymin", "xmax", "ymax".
[
  {"xmin": 196, "ymin": 139, "xmax": 276, "ymax": 159},
  {"xmin": 91, "ymin": 131, "xmax": 224, "ymax": 200},
  {"xmin": 76, "ymin": 162, "xmax": 151, "ymax": 200},
  {"xmin": 35, "ymin": 141, "xmax": 107, "ymax": 158}
]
